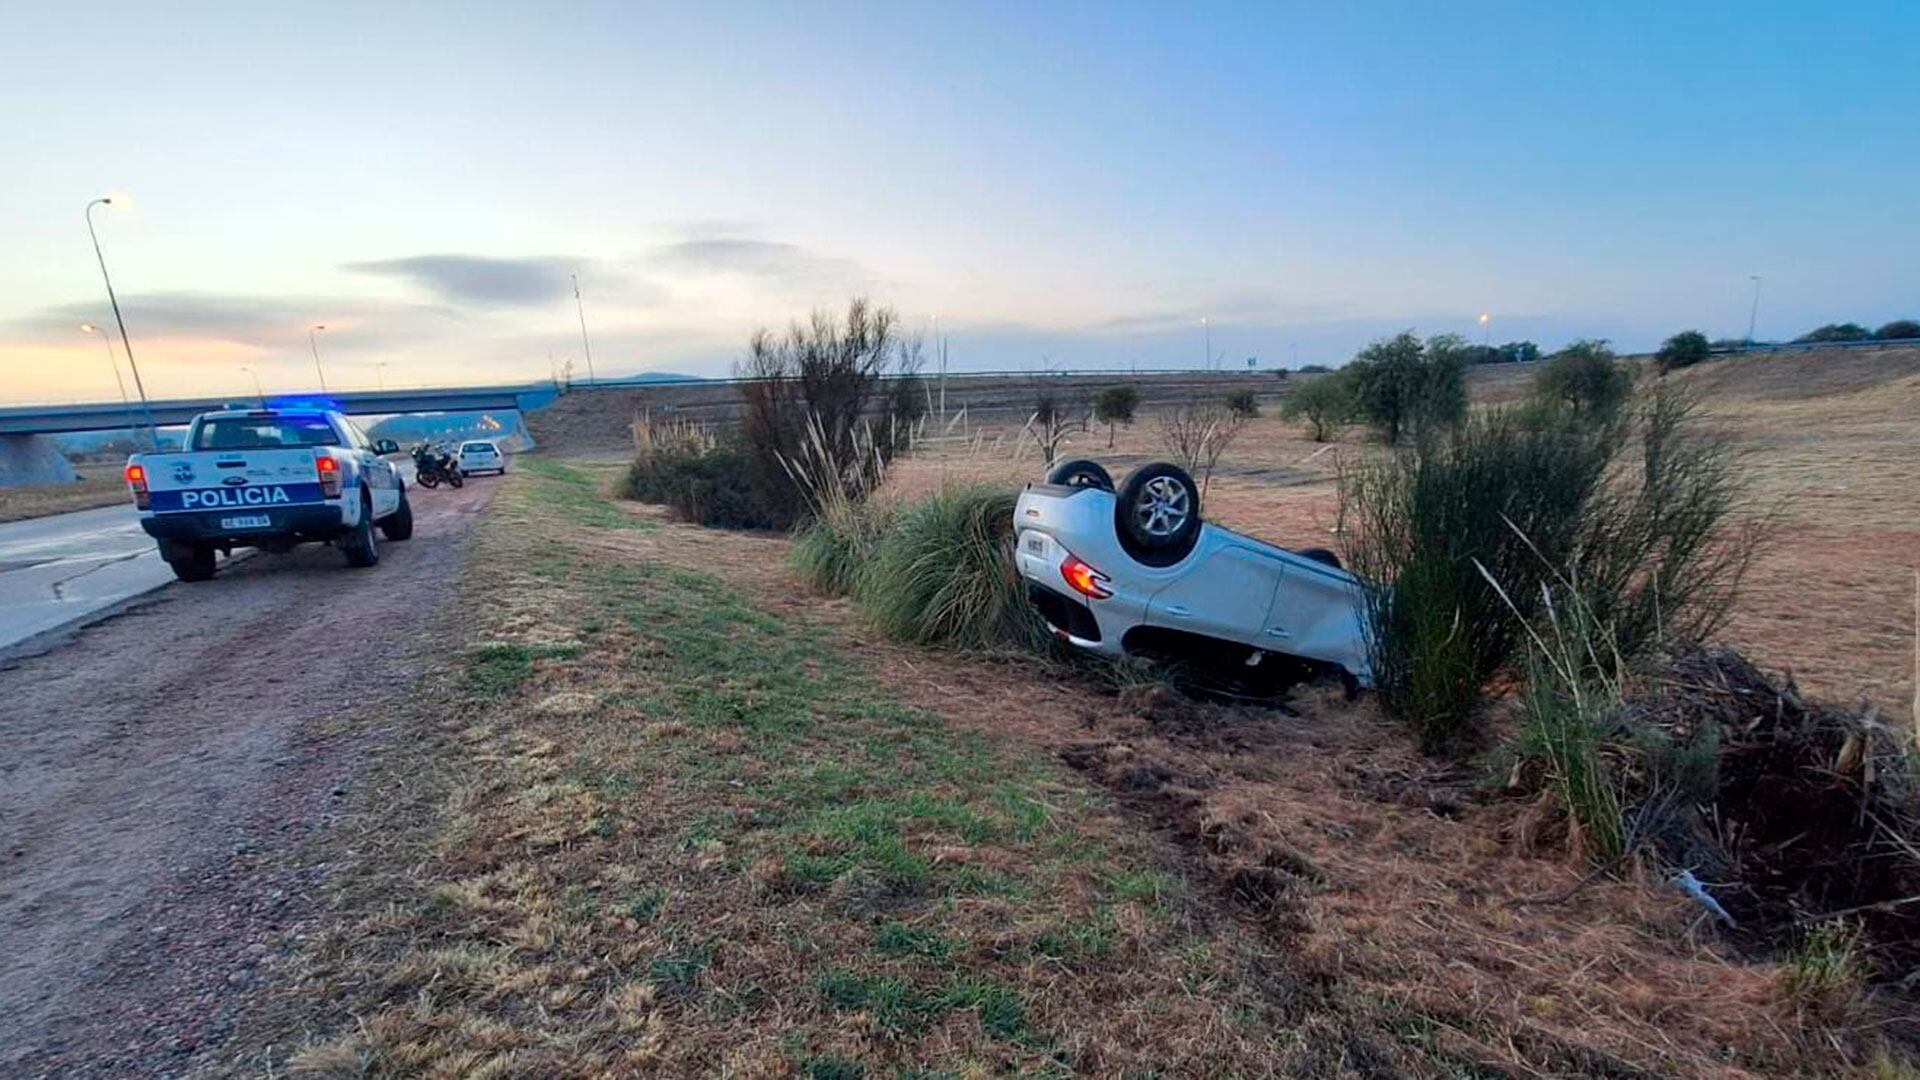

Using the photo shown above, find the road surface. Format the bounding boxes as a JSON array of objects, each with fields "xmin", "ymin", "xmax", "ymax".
[
  {"xmin": 0, "ymin": 503, "xmax": 194, "ymax": 658},
  {"xmin": 0, "ymin": 477, "xmax": 490, "ymax": 1078}
]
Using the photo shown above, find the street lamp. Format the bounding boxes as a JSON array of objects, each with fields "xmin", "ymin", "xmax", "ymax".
[
  {"xmin": 572, "ymin": 272, "xmax": 598, "ymax": 385},
  {"xmin": 1478, "ymin": 312, "xmax": 1492, "ymax": 347},
  {"xmin": 308, "ymin": 324, "xmax": 329, "ymax": 393},
  {"xmin": 1202, "ymin": 316, "xmax": 1211, "ymax": 371},
  {"xmin": 80, "ymin": 323, "xmax": 138, "ymax": 433},
  {"xmin": 1746, "ymin": 275, "xmax": 1763, "ymax": 344},
  {"xmin": 376, "ymin": 361, "xmax": 388, "ymax": 391},
  {"xmin": 240, "ymin": 365, "xmax": 265, "ymax": 405},
  {"xmin": 85, "ymin": 197, "xmax": 159, "ymax": 448}
]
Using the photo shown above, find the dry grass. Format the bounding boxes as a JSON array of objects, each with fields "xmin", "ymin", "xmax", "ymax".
[{"xmin": 0, "ymin": 475, "xmax": 127, "ymax": 524}]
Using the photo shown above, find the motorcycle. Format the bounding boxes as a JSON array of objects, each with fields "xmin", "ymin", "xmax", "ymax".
[{"xmin": 411, "ymin": 443, "xmax": 464, "ymax": 489}]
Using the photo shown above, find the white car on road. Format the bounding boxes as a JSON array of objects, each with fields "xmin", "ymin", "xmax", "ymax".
[
  {"xmin": 457, "ymin": 440, "xmax": 507, "ymax": 476},
  {"xmin": 1013, "ymin": 459, "xmax": 1373, "ymax": 690}
]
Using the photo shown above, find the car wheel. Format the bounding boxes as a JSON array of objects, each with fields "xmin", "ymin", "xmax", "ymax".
[
  {"xmin": 1115, "ymin": 462, "xmax": 1202, "ymax": 566},
  {"xmin": 166, "ymin": 543, "xmax": 217, "ymax": 582},
  {"xmin": 1297, "ymin": 547, "xmax": 1342, "ymax": 569},
  {"xmin": 1046, "ymin": 458, "xmax": 1115, "ymax": 492},
  {"xmin": 342, "ymin": 490, "xmax": 380, "ymax": 568},
  {"xmin": 381, "ymin": 487, "xmax": 415, "ymax": 541}
]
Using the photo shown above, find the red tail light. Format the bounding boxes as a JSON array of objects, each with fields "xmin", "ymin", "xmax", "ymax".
[
  {"xmin": 124, "ymin": 462, "xmax": 151, "ymax": 510},
  {"xmin": 315, "ymin": 454, "xmax": 343, "ymax": 497},
  {"xmin": 1060, "ymin": 554, "xmax": 1112, "ymax": 600}
]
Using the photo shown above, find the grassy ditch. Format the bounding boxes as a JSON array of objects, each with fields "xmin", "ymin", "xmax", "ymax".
[{"xmin": 238, "ymin": 460, "xmax": 1309, "ymax": 1076}]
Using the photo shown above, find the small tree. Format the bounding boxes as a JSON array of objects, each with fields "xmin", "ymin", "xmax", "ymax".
[
  {"xmin": 1094, "ymin": 385, "xmax": 1139, "ymax": 448},
  {"xmin": 1874, "ymin": 319, "xmax": 1920, "ymax": 341},
  {"xmin": 1224, "ymin": 388, "xmax": 1260, "ymax": 418},
  {"xmin": 1029, "ymin": 391, "xmax": 1091, "ymax": 464},
  {"xmin": 1534, "ymin": 340, "xmax": 1633, "ymax": 419},
  {"xmin": 1655, "ymin": 330, "xmax": 1712, "ymax": 373},
  {"xmin": 1280, "ymin": 372, "xmax": 1354, "ymax": 442},
  {"xmin": 1158, "ymin": 402, "xmax": 1245, "ymax": 497},
  {"xmin": 1795, "ymin": 323, "xmax": 1873, "ymax": 343},
  {"xmin": 1345, "ymin": 331, "xmax": 1467, "ymax": 444}
]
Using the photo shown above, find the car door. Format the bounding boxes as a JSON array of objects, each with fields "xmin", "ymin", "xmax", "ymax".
[
  {"xmin": 1144, "ymin": 541, "xmax": 1284, "ymax": 647},
  {"xmin": 343, "ymin": 419, "xmax": 401, "ymax": 516}
]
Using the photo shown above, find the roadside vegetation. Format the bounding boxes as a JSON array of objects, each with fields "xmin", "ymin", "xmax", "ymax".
[{"xmin": 0, "ymin": 475, "xmax": 129, "ymax": 524}]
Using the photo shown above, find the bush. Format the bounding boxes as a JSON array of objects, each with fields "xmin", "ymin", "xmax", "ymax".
[
  {"xmin": 621, "ymin": 440, "xmax": 769, "ymax": 529},
  {"xmin": 1094, "ymin": 385, "xmax": 1139, "ymax": 448},
  {"xmin": 1296, "ymin": 363, "xmax": 1333, "ymax": 374},
  {"xmin": 1655, "ymin": 330, "xmax": 1712, "ymax": 373},
  {"xmin": 738, "ymin": 298, "xmax": 922, "ymax": 530},
  {"xmin": 1280, "ymin": 372, "xmax": 1354, "ymax": 442},
  {"xmin": 1795, "ymin": 322, "xmax": 1873, "ymax": 344},
  {"xmin": 1874, "ymin": 319, "xmax": 1920, "ymax": 341},
  {"xmin": 1341, "ymin": 388, "xmax": 1756, "ymax": 751},
  {"xmin": 790, "ymin": 498, "xmax": 896, "ymax": 597},
  {"xmin": 860, "ymin": 487, "xmax": 1047, "ymax": 650},
  {"xmin": 1223, "ymin": 389, "xmax": 1260, "ymax": 418},
  {"xmin": 1344, "ymin": 331, "xmax": 1467, "ymax": 444},
  {"xmin": 1533, "ymin": 340, "xmax": 1633, "ymax": 418},
  {"xmin": 1158, "ymin": 402, "xmax": 1246, "ymax": 497}
]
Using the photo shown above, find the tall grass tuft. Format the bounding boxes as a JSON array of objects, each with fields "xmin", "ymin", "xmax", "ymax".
[
  {"xmin": 860, "ymin": 486, "xmax": 1049, "ymax": 651},
  {"xmin": 791, "ymin": 500, "xmax": 896, "ymax": 597}
]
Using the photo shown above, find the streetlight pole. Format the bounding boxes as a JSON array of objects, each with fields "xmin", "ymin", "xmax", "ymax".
[
  {"xmin": 1478, "ymin": 312, "xmax": 1492, "ymax": 347},
  {"xmin": 85, "ymin": 197, "xmax": 158, "ymax": 448},
  {"xmin": 1746, "ymin": 275, "xmax": 1763, "ymax": 344},
  {"xmin": 309, "ymin": 324, "xmax": 329, "ymax": 393},
  {"xmin": 240, "ymin": 365, "xmax": 265, "ymax": 405},
  {"xmin": 572, "ymin": 273, "xmax": 598, "ymax": 385},
  {"xmin": 80, "ymin": 323, "xmax": 138, "ymax": 434},
  {"xmin": 376, "ymin": 361, "xmax": 388, "ymax": 391},
  {"xmin": 1202, "ymin": 317, "xmax": 1211, "ymax": 371}
]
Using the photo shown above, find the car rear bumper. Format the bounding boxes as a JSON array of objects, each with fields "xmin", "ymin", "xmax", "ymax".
[{"xmin": 141, "ymin": 504, "xmax": 347, "ymax": 546}]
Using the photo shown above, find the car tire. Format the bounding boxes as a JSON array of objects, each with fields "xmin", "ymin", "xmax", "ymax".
[
  {"xmin": 1046, "ymin": 458, "xmax": 1115, "ymax": 492},
  {"xmin": 381, "ymin": 487, "xmax": 414, "ymax": 541},
  {"xmin": 342, "ymin": 490, "xmax": 380, "ymax": 568},
  {"xmin": 1297, "ymin": 547, "xmax": 1342, "ymax": 569},
  {"xmin": 166, "ymin": 543, "xmax": 217, "ymax": 582},
  {"xmin": 1115, "ymin": 462, "xmax": 1202, "ymax": 566}
]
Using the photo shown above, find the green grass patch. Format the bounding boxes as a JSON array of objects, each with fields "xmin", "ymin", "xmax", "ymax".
[
  {"xmin": 462, "ymin": 640, "xmax": 581, "ymax": 697},
  {"xmin": 519, "ymin": 456, "xmax": 656, "ymax": 530}
]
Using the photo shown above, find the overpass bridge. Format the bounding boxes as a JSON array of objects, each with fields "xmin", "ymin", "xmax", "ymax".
[{"xmin": 0, "ymin": 384, "xmax": 561, "ymax": 485}]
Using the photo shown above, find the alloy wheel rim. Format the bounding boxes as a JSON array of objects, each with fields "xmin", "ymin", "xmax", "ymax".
[{"xmin": 1134, "ymin": 476, "xmax": 1190, "ymax": 537}]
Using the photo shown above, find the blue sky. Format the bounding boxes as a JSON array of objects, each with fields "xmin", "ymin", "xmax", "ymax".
[{"xmin": 3, "ymin": 1, "xmax": 1916, "ymax": 402}]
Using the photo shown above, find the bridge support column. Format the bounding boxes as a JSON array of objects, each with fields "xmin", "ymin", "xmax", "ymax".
[{"xmin": 0, "ymin": 434, "xmax": 80, "ymax": 488}]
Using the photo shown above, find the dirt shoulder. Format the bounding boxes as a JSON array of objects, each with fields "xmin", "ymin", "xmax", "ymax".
[
  {"xmin": 0, "ymin": 479, "xmax": 494, "ymax": 1078},
  {"xmin": 0, "ymin": 476, "xmax": 129, "ymax": 524}
]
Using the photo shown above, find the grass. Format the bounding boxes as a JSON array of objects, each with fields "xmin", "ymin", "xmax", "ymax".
[
  {"xmin": 859, "ymin": 485, "xmax": 1050, "ymax": 651},
  {"xmin": 234, "ymin": 459, "xmax": 1298, "ymax": 1076},
  {"xmin": 517, "ymin": 456, "xmax": 655, "ymax": 530},
  {"xmin": 0, "ymin": 474, "xmax": 128, "ymax": 524}
]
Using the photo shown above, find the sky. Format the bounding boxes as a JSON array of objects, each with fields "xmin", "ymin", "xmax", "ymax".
[{"xmin": 3, "ymin": 1, "xmax": 1917, "ymax": 405}]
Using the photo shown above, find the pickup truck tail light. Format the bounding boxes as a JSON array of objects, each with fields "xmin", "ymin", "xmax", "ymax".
[
  {"xmin": 1060, "ymin": 553, "xmax": 1113, "ymax": 600},
  {"xmin": 124, "ymin": 463, "xmax": 151, "ymax": 510},
  {"xmin": 315, "ymin": 454, "xmax": 343, "ymax": 498}
]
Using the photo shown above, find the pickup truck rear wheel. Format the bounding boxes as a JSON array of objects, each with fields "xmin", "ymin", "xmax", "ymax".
[
  {"xmin": 165, "ymin": 543, "xmax": 217, "ymax": 582},
  {"xmin": 380, "ymin": 487, "xmax": 414, "ymax": 541},
  {"xmin": 341, "ymin": 491, "xmax": 380, "ymax": 568},
  {"xmin": 1116, "ymin": 462, "xmax": 1202, "ymax": 566}
]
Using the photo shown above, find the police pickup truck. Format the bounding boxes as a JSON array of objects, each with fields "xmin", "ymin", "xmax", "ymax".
[{"xmin": 124, "ymin": 405, "xmax": 413, "ymax": 581}]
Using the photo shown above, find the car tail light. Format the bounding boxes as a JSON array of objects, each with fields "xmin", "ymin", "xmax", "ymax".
[
  {"xmin": 1060, "ymin": 553, "xmax": 1112, "ymax": 600},
  {"xmin": 124, "ymin": 462, "xmax": 150, "ymax": 510},
  {"xmin": 315, "ymin": 454, "xmax": 343, "ymax": 497}
]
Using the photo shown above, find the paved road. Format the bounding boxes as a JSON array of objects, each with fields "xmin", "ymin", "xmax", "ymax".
[
  {"xmin": 0, "ymin": 504, "xmax": 187, "ymax": 657},
  {"xmin": 0, "ymin": 476, "xmax": 491, "ymax": 1077}
]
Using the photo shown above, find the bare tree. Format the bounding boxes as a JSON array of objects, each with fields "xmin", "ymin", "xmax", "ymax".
[
  {"xmin": 1026, "ymin": 389, "xmax": 1092, "ymax": 464},
  {"xmin": 1158, "ymin": 401, "xmax": 1246, "ymax": 497}
]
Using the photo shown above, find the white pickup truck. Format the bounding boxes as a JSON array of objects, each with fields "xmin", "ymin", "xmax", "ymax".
[{"xmin": 124, "ymin": 406, "xmax": 413, "ymax": 581}]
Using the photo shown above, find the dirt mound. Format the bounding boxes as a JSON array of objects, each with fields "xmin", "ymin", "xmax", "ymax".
[
  {"xmin": 1679, "ymin": 343, "xmax": 1920, "ymax": 402},
  {"xmin": 1631, "ymin": 646, "xmax": 1920, "ymax": 967}
]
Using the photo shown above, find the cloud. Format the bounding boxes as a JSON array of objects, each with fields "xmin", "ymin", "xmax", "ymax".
[
  {"xmin": 7, "ymin": 291, "xmax": 454, "ymax": 349},
  {"xmin": 651, "ymin": 237, "xmax": 868, "ymax": 288},
  {"xmin": 344, "ymin": 254, "xmax": 581, "ymax": 306}
]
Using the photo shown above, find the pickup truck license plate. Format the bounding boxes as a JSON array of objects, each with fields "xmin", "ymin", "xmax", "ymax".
[{"xmin": 221, "ymin": 513, "xmax": 272, "ymax": 530}]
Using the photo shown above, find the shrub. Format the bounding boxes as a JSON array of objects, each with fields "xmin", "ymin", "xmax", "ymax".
[
  {"xmin": 790, "ymin": 498, "xmax": 896, "ymax": 597},
  {"xmin": 621, "ymin": 440, "xmax": 769, "ymax": 529},
  {"xmin": 1655, "ymin": 330, "xmax": 1712, "ymax": 373},
  {"xmin": 1874, "ymin": 319, "xmax": 1920, "ymax": 341},
  {"xmin": 1296, "ymin": 363, "xmax": 1333, "ymax": 374},
  {"xmin": 1533, "ymin": 340, "xmax": 1633, "ymax": 419},
  {"xmin": 1094, "ymin": 385, "xmax": 1139, "ymax": 448},
  {"xmin": 1223, "ymin": 389, "xmax": 1260, "ymax": 418},
  {"xmin": 861, "ymin": 486, "xmax": 1048, "ymax": 651},
  {"xmin": 1341, "ymin": 388, "xmax": 1756, "ymax": 751},
  {"xmin": 1280, "ymin": 372, "xmax": 1354, "ymax": 442},
  {"xmin": 1344, "ymin": 331, "xmax": 1467, "ymax": 444},
  {"xmin": 1795, "ymin": 322, "xmax": 1873, "ymax": 344},
  {"xmin": 1157, "ymin": 402, "xmax": 1246, "ymax": 497},
  {"xmin": 1027, "ymin": 389, "xmax": 1091, "ymax": 464},
  {"xmin": 738, "ymin": 298, "xmax": 922, "ymax": 530}
]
